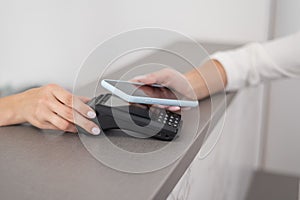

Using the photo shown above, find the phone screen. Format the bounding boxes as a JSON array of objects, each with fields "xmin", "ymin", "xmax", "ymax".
[{"xmin": 104, "ymin": 80, "xmax": 185, "ymax": 100}]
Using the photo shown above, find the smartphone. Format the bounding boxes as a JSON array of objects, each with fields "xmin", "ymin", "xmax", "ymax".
[{"xmin": 101, "ymin": 79, "xmax": 198, "ymax": 107}]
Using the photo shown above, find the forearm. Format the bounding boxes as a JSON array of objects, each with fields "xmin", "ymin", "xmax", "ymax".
[
  {"xmin": 0, "ymin": 93, "xmax": 25, "ymax": 126},
  {"xmin": 184, "ymin": 59, "xmax": 227, "ymax": 99},
  {"xmin": 210, "ymin": 32, "xmax": 300, "ymax": 90}
]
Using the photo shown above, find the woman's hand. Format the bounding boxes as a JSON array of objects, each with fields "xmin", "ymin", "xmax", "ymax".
[
  {"xmin": 132, "ymin": 68, "xmax": 195, "ymax": 98},
  {"xmin": 0, "ymin": 84, "xmax": 100, "ymax": 135},
  {"xmin": 131, "ymin": 68, "xmax": 196, "ymax": 111},
  {"xmin": 131, "ymin": 60, "xmax": 228, "ymax": 110}
]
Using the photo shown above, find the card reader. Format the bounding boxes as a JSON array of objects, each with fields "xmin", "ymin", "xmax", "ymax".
[{"xmin": 78, "ymin": 93, "xmax": 182, "ymax": 141}]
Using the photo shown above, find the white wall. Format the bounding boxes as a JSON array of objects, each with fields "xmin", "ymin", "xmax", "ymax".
[
  {"xmin": 169, "ymin": 87, "xmax": 263, "ymax": 200},
  {"xmin": 0, "ymin": 0, "xmax": 271, "ymax": 89},
  {"xmin": 263, "ymin": 79, "xmax": 300, "ymax": 176},
  {"xmin": 262, "ymin": 0, "xmax": 300, "ymax": 176},
  {"xmin": 274, "ymin": 0, "xmax": 300, "ymax": 37}
]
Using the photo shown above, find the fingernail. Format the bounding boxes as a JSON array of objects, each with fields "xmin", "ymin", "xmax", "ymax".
[
  {"xmin": 91, "ymin": 127, "xmax": 100, "ymax": 135},
  {"xmin": 87, "ymin": 111, "xmax": 96, "ymax": 118}
]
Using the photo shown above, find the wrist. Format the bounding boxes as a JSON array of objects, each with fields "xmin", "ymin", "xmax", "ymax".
[
  {"xmin": 212, "ymin": 59, "xmax": 228, "ymax": 87},
  {"xmin": 184, "ymin": 68, "xmax": 208, "ymax": 99},
  {"xmin": 12, "ymin": 92, "xmax": 27, "ymax": 124},
  {"xmin": 0, "ymin": 93, "xmax": 26, "ymax": 126},
  {"xmin": 184, "ymin": 59, "xmax": 227, "ymax": 100}
]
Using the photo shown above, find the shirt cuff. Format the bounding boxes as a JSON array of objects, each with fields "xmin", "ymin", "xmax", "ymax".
[
  {"xmin": 210, "ymin": 51, "xmax": 241, "ymax": 91},
  {"xmin": 210, "ymin": 43, "xmax": 274, "ymax": 91}
]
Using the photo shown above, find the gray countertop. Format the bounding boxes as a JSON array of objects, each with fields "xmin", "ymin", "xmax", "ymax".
[
  {"xmin": 0, "ymin": 43, "xmax": 235, "ymax": 200},
  {"xmin": 0, "ymin": 93, "xmax": 234, "ymax": 200}
]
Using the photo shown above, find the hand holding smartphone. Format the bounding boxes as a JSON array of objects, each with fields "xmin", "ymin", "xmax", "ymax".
[{"xmin": 101, "ymin": 79, "xmax": 198, "ymax": 107}]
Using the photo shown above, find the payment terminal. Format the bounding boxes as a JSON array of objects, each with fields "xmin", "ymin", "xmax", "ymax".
[{"xmin": 79, "ymin": 93, "xmax": 182, "ymax": 141}]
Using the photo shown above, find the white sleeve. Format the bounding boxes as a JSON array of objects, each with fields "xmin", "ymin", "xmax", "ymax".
[{"xmin": 210, "ymin": 31, "xmax": 300, "ymax": 91}]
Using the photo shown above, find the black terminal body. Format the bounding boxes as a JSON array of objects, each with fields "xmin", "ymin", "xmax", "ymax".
[{"xmin": 80, "ymin": 93, "xmax": 182, "ymax": 141}]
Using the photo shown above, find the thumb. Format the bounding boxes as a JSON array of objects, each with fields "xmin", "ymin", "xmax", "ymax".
[{"xmin": 130, "ymin": 74, "xmax": 157, "ymax": 84}]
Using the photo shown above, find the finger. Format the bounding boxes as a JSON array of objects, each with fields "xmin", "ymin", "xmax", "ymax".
[
  {"xmin": 49, "ymin": 94, "xmax": 95, "ymax": 124},
  {"xmin": 48, "ymin": 96, "xmax": 98, "ymax": 134},
  {"xmin": 130, "ymin": 74, "xmax": 157, "ymax": 85},
  {"xmin": 51, "ymin": 87, "xmax": 96, "ymax": 119},
  {"xmin": 51, "ymin": 85, "xmax": 74, "ymax": 107},
  {"xmin": 78, "ymin": 96, "xmax": 91, "ymax": 103},
  {"xmin": 139, "ymin": 85, "xmax": 159, "ymax": 98},
  {"xmin": 167, "ymin": 106, "xmax": 181, "ymax": 112},
  {"xmin": 46, "ymin": 112, "xmax": 74, "ymax": 132},
  {"xmin": 130, "ymin": 75, "xmax": 148, "ymax": 82},
  {"xmin": 42, "ymin": 118, "xmax": 77, "ymax": 133},
  {"xmin": 153, "ymin": 104, "xmax": 168, "ymax": 109},
  {"xmin": 152, "ymin": 104, "xmax": 181, "ymax": 111},
  {"xmin": 64, "ymin": 123, "xmax": 77, "ymax": 133},
  {"xmin": 73, "ymin": 112, "xmax": 101, "ymax": 135},
  {"xmin": 36, "ymin": 107, "xmax": 73, "ymax": 132},
  {"xmin": 39, "ymin": 121, "xmax": 77, "ymax": 133},
  {"xmin": 33, "ymin": 120, "xmax": 59, "ymax": 130},
  {"xmin": 48, "ymin": 95, "xmax": 76, "ymax": 122},
  {"xmin": 133, "ymin": 69, "xmax": 176, "ymax": 87},
  {"xmin": 27, "ymin": 106, "xmax": 60, "ymax": 130},
  {"xmin": 73, "ymin": 96, "xmax": 97, "ymax": 119}
]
